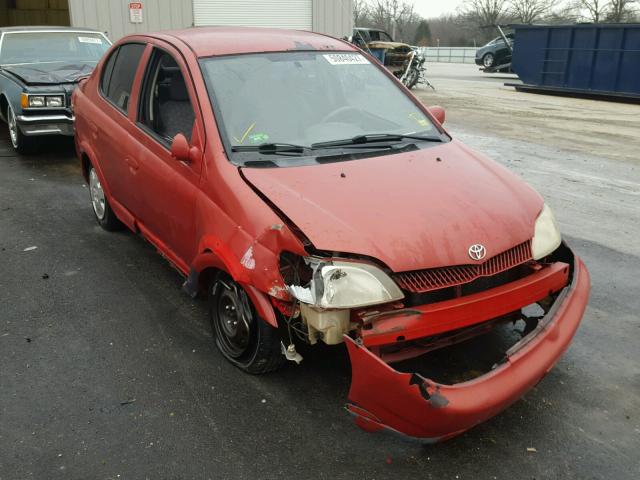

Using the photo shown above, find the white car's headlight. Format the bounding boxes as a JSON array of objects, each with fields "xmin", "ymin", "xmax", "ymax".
[
  {"xmin": 28, "ymin": 95, "xmax": 46, "ymax": 107},
  {"xmin": 46, "ymin": 95, "xmax": 64, "ymax": 107},
  {"xmin": 288, "ymin": 258, "xmax": 404, "ymax": 309},
  {"xmin": 532, "ymin": 203, "xmax": 561, "ymax": 260}
]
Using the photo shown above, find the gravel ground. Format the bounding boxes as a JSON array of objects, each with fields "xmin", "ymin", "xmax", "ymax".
[{"xmin": 1, "ymin": 64, "xmax": 639, "ymax": 479}]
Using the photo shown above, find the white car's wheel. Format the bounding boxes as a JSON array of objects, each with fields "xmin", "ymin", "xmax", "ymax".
[{"xmin": 7, "ymin": 104, "xmax": 33, "ymax": 154}]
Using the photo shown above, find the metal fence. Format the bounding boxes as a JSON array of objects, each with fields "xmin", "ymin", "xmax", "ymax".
[{"xmin": 418, "ymin": 47, "xmax": 477, "ymax": 64}]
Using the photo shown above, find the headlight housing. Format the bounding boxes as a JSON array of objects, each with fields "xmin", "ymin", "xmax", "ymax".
[
  {"xmin": 531, "ymin": 203, "xmax": 561, "ymax": 260},
  {"xmin": 28, "ymin": 95, "xmax": 46, "ymax": 107},
  {"xmin": 287, "ymin": 257, "xmax": 404, "ymax": 309},
  {"xmin": 21, "ymin": 93, "xmax": 65, "ymax": 108},
  {"xmin": 45, "ymin": 95, "xmax": 64, "ymax": 107}
]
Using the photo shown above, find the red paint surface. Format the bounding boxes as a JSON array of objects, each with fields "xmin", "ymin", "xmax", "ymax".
[
  {"xmin": 154, "ymin": 27, "xmax": 352, "ymax": 58},
  {"xmin": 242, "ymin": 140, "xmax": 542, "ymax": 272},
  {"xmin": 346, "ymin": 257, "xmax": 590, "ymax": 441}
]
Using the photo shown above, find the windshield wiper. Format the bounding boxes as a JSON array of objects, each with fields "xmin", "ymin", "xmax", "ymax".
[
  {"xmin": 232, "ymin": 142, "xmax": 312, "ymax": 155},
  {"xmin": 311, "ymin": 133, "xmax": 442, "ymax": 149}
]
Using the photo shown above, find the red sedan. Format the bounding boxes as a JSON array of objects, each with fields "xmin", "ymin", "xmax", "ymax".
[{"xmin": 73, "ymin": 27, "xmax": 590, "ymax": 442}]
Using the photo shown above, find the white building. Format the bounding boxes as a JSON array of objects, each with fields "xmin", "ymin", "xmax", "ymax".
[{"xmin": 0, "ymin": 0, "xmax": 353, "ymax": 40}]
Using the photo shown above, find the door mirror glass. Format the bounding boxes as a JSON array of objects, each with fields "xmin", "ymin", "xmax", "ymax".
[
  {"xmin": 428, "ymin": 106, "xmax": 445, "ymax": 125},
  {"xmin": 171, "ymin": 133, "xmax": 190, "ymax": 162}
]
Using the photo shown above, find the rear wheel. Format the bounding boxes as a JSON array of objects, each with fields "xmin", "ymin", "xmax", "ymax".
[
  {"xmin": 89, "ymin": 165, "xmax": 122, "ymax": 231},
  {"xmin": 482, "ymin": 53, "xmax": 495, "ymax": 68},
  {"xmin": 7, "ymin": 104, "xmax": 34, "ymax": 154},
  {"xmin": 209, "ymin": 273, "xmax": 285, "ymax": 374}
]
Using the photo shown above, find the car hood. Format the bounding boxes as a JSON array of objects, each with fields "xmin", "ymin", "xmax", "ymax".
[
  {"xmin": 241, "ymin": 140, "xmax": 543, "ymax": 272},
  {"xmin": 1, "ymin": 62, "xmax": 96, "ymax": 85}
]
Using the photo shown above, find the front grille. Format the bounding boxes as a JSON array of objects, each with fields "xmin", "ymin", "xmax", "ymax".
[{"xmin": 393, "ymin": 240, "xmax": 533, "ymax": 294}]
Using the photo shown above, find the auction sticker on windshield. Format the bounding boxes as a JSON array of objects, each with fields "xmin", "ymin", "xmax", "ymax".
[
  {"xmin": 323, "ymin": 53, "xmax": 369, "ymax": 65},
  {"xmin": 78, "ymin": 36, "xmax": 103, "ymax": 44}
]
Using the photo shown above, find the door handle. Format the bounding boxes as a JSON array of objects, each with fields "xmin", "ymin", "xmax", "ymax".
[
  {"xmin": 88, "ymin": 121, "xmax": 98, "ymax": 140},
  {"xmin": 125, "ymin": 157, "xmax": 139, "ymax": 171}
]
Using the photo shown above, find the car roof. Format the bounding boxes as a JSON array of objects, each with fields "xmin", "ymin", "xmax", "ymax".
[
  {"xmin": 134, "ymin": 26, "xmax": 354, "ymax": 58},
  {"xmin": 0, "ymin": 26, "xmax": 103, "ymax": 33}
]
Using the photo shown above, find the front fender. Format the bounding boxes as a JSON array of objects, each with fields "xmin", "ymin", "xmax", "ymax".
[
  {"xmin": 187, "ymin": 239, "xmax": 277, "ymax": 327},
  {"xmin": 0, "ymin": 69, "xmax": 29, "ymax": 104}
]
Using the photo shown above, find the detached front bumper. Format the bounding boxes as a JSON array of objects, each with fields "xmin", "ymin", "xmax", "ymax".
[
  {"xmin": 16, "ymin": 114, "xmax": 74, "ymax": 136},
  {"xmin": 346, "ymin": 255, "xmax": 590, "ymax": 442}
]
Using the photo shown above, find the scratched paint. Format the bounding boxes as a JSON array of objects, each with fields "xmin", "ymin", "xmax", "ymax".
[{"xmin": 240, "ymin": 246, "xmax": 256, "ymax": 270}]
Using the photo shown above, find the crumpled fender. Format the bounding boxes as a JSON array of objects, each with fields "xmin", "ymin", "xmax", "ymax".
[
  {"xmin": 188, "ymin": 222, "xmax": 306, "ymax": 327},
  {"xmin": 345, "ymin": 256, "xmax": 590, "ymax": 442}
]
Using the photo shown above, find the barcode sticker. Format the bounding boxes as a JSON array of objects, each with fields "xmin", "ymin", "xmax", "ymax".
[
  {"xmin": 78, "ymin": 37, "xmax": 103, "ymax": 44},
  {"xmin": 323, "ymin": 53, "xmax": 369, "ymax": 65}
]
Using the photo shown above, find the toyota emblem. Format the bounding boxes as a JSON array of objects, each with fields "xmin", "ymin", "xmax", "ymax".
[{"xmin": 468, "ymin": 244, "xmax": 486, "ymax": 261}]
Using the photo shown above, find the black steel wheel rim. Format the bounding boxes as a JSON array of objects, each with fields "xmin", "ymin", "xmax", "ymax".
[{"xmin": 214, "ymin": 284, "xmax": 252, "ymax": 358}]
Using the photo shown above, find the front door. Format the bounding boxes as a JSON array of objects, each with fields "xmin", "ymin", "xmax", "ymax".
[{"xmin": 130, "ymin": 46, "xmax": 204, "ymax": 269}]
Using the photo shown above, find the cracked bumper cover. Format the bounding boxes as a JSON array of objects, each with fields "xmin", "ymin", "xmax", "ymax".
[{"xmin": 345, "ymin": 255, "xmax": 590, "ymax": 442}]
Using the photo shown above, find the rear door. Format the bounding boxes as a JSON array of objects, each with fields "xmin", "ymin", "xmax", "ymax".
[{"xmin": 94, "ymin": 42, "xmax": 148, "ymax": 212}]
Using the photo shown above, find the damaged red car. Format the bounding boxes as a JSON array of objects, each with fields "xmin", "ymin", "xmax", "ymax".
[{"xmin": 73, "ymin": 27, "xmax": 590, "ymax": 442}]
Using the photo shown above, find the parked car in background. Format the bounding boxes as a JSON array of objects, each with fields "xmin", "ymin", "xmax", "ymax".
[
  {"xmin": 0, "ymin": 27, "xmax": 110, "ymax": 153},
  {"xmin": 73, "ymin": 27, "xmax": 589, "ymax": 442},
  {"xmin": 475, "ymin": 33, "xmax": 514, "ymax": 69}
]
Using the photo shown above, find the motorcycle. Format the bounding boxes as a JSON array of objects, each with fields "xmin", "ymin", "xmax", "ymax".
[{"xmin": 401, "ymin": 49, "xmax": 434, "ymax": 91}]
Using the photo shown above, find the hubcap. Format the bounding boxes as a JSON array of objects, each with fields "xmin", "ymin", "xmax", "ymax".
[
  {"xmin": 483, "ymin": 54, "xmax": 494, "ymax": 67},
  {"xmin": 89, "ymin": 168, "xmax": 106, "ymax": 220},
  {"xmin": 215, "ymin": 283, "xmax": 252, "ymax": 358},
  {"xmin": 7, "ymin": 106, "xmax": 18, "ymax": 148}
]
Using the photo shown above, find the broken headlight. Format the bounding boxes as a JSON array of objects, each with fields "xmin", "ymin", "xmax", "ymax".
[
  {"xmin": 532, "ymin": 203, "xmax": 562, "ymax": 260},
  {"xmin": 287, "ymin": 257, "xmax": 404, "ymax": 309}
]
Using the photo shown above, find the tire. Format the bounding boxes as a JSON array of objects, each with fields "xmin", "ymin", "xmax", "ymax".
[
  {"xmin": 404, "ymin": 69, "xmax": 420, "ymax": 90},
  {"xmin": 7, "ymin": 104, "xmax": 35, "ymax": 154},
  {"xmin": 209, "ymin": 273, "xmax": 285, "ymax": 374},
  {"xmin": 482, "ymin": 53, "xmax": 495, "ymax": 68},
  {"xmin": 88, "ymin": 164, "xmax": 123, "ymax": 231}
]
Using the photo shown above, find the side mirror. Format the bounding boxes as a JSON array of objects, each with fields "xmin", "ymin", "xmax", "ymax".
[
  {"xmin": 171, "ymin": 133, "xmax": 191, "ymax": 162},
  {"xmin": 428, "ymin": 106, "xmax": 445, "ymax": 125}
]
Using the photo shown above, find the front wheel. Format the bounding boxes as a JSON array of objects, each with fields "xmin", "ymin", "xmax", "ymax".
[
  {"xmin": 403, "ymin": 68, "xmax": 420, "ymax": 89},
  {"xmin": 482, "ymin": 53, "xmax": 495, "ymax": 68},
  {"xmin": 7, "ymin": 104, "xmax": 34, "ymax": 154},
  {"xmin": 209, "ymin": 274, "xmax": 285, "ymax": 374}
]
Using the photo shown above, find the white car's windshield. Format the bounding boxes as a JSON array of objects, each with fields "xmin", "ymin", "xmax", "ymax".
[
  {"xmin": 200, "ymin": 51, "xmax": 442, "ymax": 160},
  {"xmin": 0, "ymin": 31, "xmax": 109, "ymax": 65}
]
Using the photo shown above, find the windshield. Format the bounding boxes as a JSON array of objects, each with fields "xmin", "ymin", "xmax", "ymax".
[
  {"xmin": 200, "ymin": 51, "xmax": 441, "ymax": 160},
  {"xmin": 0, "ymin": 31, "xmax": 109, "ymax": 65}
]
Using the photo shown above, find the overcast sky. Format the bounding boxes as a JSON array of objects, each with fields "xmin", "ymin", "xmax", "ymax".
[{"xmin": 413, "ymin": 0, "xmax": 466, "ymax": 18}]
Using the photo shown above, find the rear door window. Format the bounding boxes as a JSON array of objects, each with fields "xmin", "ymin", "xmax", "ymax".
[{"xmin": 101, "ymin": 43, "xmax": 145, "ymax": 114}]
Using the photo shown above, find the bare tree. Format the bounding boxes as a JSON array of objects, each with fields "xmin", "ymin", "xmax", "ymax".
[
  {"xmin": 509, "ymin": 0, "xmax": 558, "ymax": 23},
  {"xmin": 461, "ymin": 0, "xmax": 509, "ymax": 26},
  {"xmin": 606, "ymin": 0, "xmax": 638, "ymax": 21},
  {"xmin": 369, "ymin": 0, "xmax": 417, "ymax": 41},
  {"xmin": 353, "ymin": 0, "xmax": 371, "ymax": 26},
  {"xmin": 575, "ymin": 0, "xmax": 608, "ymax": 22}
]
